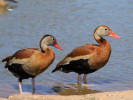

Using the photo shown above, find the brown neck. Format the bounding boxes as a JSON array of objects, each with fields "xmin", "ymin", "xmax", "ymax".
[
  {"xmin": 94, "ymin": 32, "xmax": 108, "ymax": 47},
  {"xmin": 43, "ymin": 47, "xmax": 55, "ymax": 60},
  {"xmin": 96, "ymin": 38, "xmax": 107, "ymax": 47},
  {"xmin": 94, "ymin": 33, "xmax": 111, "ymax": 62}
]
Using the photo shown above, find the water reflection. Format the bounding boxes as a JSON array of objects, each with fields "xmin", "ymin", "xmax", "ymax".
[
  {"xmin": 12, "ymin": 83, "xmax": 53, "ymax": 95},
  {"xmin": 0, "ymin": 5, "xmax": 17, "ymax": 15},
  {"xmin": 0, "ymin": 6, "xmax": 8, "ymax": 14},
  {"xmin": 52, "ymin": 83, "xmax": 101, "ymax": 95}
]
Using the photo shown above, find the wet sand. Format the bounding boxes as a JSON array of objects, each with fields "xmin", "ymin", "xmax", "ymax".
[{"xmin": 0, "ymin": 90, "xmax": 133, "ymax": 100}]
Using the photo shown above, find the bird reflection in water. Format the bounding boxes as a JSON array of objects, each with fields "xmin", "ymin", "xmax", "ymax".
[
  {"xmin": 0, "ymin": 6, "xmax": 8, "ymax": 14},
  {"xmin": 52, "ymin": 83, "xmax": 101, "ymax": 95},
  {"xmin": 0, "ymin": 5, "xmax": 17, "ymax": 15}
]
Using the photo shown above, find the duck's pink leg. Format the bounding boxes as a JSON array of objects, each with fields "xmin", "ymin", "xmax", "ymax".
[
  {"xmin": 32, "ymin": 77, "xmax": 35, "ymax": 94},
  {"xmin": 18, "ymin": 79, "xmax": 22, "ymax": 94}
]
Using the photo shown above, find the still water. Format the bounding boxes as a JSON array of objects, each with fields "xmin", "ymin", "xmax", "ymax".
[{"xmin": 0, "ymin": 0, "xmax": 133, "ymax": 98}]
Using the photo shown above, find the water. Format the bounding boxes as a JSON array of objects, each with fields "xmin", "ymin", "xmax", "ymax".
[{"xmin": 0, "ymin": 0, "xmax": 133, "ymax": 98}]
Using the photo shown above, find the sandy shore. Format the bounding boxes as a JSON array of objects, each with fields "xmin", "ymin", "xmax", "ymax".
[{"xmin": 0, "ymin": 90, "xmax": 133, "ymax": 100}]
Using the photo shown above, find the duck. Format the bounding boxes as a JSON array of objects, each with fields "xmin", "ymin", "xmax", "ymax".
[
  {"xmin": 2, "ymin": 34, "xmax": 62, "ymax": 94},
  {"xmin": 52, "ymin": 25, "xmax": 120, "ymax": 84}
]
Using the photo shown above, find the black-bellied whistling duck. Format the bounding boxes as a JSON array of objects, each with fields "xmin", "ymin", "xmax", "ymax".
[
  {"xmin": 52, "ymin": 25, "xmax": 120, "ymax": 84},
  {"xmin": 2, "ymin": 34, "xmax": 62, "ymax": 94}
]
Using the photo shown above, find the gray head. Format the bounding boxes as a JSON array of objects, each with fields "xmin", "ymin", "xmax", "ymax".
[
  {"xmin": 40, "ymin": 34, "xmax": 62, "ymax": 50},
  {"xmin": 94, "ymin": 25, "xmax": 120, "ymax": 39}
]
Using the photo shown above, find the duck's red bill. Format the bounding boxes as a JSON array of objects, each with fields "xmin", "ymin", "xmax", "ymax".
[
  {"xmin": 54, "ymin": 43, "xmax": 63, "ymax": 50},
  {"xmin": 109, "ymin": 31, "xmax": 120, "ymax": 39}
]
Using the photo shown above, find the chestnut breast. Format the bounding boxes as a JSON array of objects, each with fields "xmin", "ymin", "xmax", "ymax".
[
  {"xmin": 89, "ymin": 40, "xmax": 111, "ymax": 69},
  {"xmin": 23, "ymin": 48, "xmax": 55, "ymax": 76}
]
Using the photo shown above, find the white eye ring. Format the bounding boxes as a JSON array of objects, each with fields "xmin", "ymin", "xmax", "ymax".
[{"xmin": 105, "ymin": 28, "xmax": 108, "ymax": 31}]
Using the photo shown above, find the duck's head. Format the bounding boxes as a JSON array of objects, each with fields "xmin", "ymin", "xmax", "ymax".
[
  {"xmin": 40, "ymin": 34, "xmax": 62, "ymax": 50},
  {"xmin": 94, "ymin": 25, "xmax": 120, "ymax": 39}
]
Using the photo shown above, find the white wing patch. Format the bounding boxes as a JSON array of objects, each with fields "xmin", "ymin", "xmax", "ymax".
[
  {"xmin": 9, "ymin": 57, "xmax": 30, "ymax": 65},
  {"xmin": 62, "ymin": 54, "xmax": 93, "ymax": 65}
]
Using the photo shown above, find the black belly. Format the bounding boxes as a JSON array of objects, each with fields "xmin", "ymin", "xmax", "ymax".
[
  {"xmin": 7, "ymin": 64, "xmax": 35, "ymax": 82},
  {"xmin": 53, "ymin": 59, "xmax": 97, "ymax": 74}
]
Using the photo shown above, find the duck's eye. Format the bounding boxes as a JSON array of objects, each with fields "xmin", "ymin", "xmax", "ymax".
[
  {"xmin": 105, "ymin": 28, "xmax": 108, "ymax": 31},
  {"xmin": 52, "ymin": 38, "xmax": 55, "ymax": 41}
]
